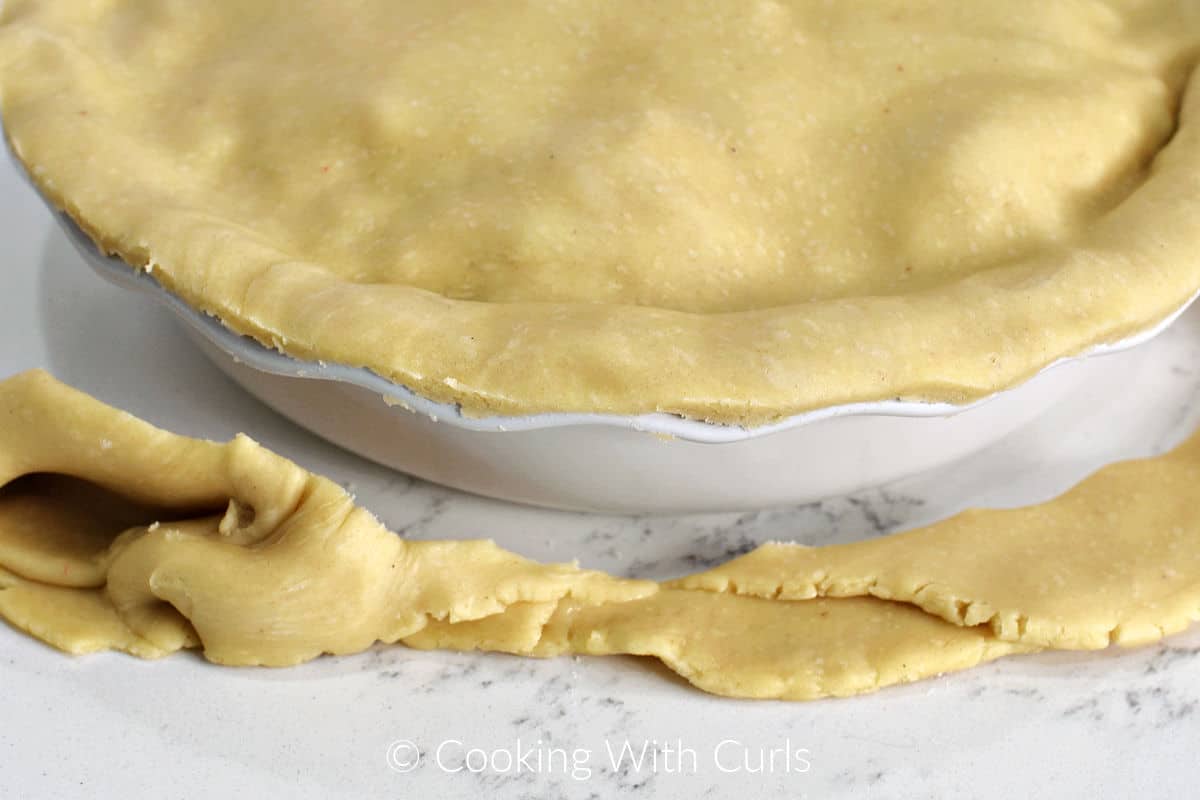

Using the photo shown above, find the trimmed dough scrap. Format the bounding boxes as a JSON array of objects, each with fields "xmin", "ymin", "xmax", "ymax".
[
  {"xmin": 406, "ymin": 593, "xmax": 1031, "ymax": 701},
  {"xmin": 672, "ymin": 434, "xmax": 1200, "ymax": 650},
  {"xmin": 0, "ymin": 370, "xmax": 1029, "ymax": 699},
  {"xmin": 2, "ymin": 370, "xmax": 1200, "ymax": 698},
  {"xmin": 0, "ymin": 371, "xmax": 655, "ymax": 667}
]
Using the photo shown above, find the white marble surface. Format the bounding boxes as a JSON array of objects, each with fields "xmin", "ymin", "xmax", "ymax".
[{"xmin": 2, "ymin": 149, "xmax": 1200, "ymax": 799}]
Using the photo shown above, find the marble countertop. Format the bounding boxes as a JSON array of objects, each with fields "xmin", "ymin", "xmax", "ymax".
[{"xmin": 2, "ymin": 152, "xmax": 1199, "ymax": 799}]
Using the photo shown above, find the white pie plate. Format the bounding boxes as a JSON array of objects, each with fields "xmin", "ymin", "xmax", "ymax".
[{"xmin": 45, "ymin": 203, "xmax": 1196, "ymax": 512}]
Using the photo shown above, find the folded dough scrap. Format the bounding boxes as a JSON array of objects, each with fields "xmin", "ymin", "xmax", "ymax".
[
  {"xmin": 0, "ymin": 370, "xmax": 1191, "ymax": 700},
  {"xmin": 404, "ymin": 594, "xmax": 1030, "ymax": 700},
  {"xmin": 672, "ymin": 433, "xmax": 1200, "ymax": 650},
  {"xmin": 0, "ymin": 370, "xmax": 655, "ymax": 667}
]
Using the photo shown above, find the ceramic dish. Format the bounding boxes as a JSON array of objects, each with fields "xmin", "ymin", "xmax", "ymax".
[
  {"xmin": 47, "ymin": 204, "xmax": 1197, "ymax": 512},
  {"xmin": 7, "ymin": 1, "xmax": 1200, "ymax": 512}
]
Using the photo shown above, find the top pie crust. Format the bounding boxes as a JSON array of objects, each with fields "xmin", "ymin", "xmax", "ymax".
[{"xmin": 2, "ymin": 1, "xmax": 1200, "ymax": 424}]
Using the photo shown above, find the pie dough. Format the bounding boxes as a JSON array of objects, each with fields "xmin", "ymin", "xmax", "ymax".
[
  {"xmin": 3, "ymin": 2, "xmax": 1200, "ymax": 424},
  {"xmin": 0, "ymin": 370, "xmax": 1031, "ymax": 699},
  {"xmin": 0, "ymin": 372, "xmax": 656, "ymax": 666},
  {"xmin": 4, "ymin": 370, "xmax": 1200, "ymax": 701},
  {"xmin": 406, "ymin": 594, "xmax": 1030, "ymax": 700},
  {"xmin": 674, "ymin": 433, "xmax": 1200, "ymax": 649}
]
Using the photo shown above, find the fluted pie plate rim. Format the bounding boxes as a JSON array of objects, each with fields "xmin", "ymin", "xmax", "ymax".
[{"xmin": 50, "ymin": 204, "xmax": 1200, "ymax": 445}]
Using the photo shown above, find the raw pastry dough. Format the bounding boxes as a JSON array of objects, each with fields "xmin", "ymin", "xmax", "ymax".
[
  {"xmin": 406, "ymin": 594, "xmax": 1030, "ymax": 701},
  {"xmin": 0, "ymin": 371, "xmax": 655, "ymax": 667},
  {"xmin": 673, "ymin": 435, "xmax": 1200, "ymax": 650},
  {"xmin": 0, "ymin": 370, "xmax": 1028, "ymax": 699},
  {"xmin": 3, "ymin": 2, "xmax": 1200, "ymax": 423},
  {"xmin": 4, "ymin": 370, "xmax": 1200, "ymax": 700}
]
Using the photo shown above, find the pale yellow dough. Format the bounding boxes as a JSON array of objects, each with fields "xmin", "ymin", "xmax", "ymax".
[
  {"xmin": 3, "ymin": 2, "xmax": 1200, "ymax": 423},
  {"xmin": 0, "ymin": 370, "xmax": 1032, "ymax": 699},
  {"xmin": 673, "ymin": 434, "xmax": 1200, "ymax": 649},
  {"xmin": 406, "ymin": 594, "xmax": 1031, "ymax": 701},
  {"xmin": 5, "ymin": 370, "xmax": 1200, "ymax": 701}
]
